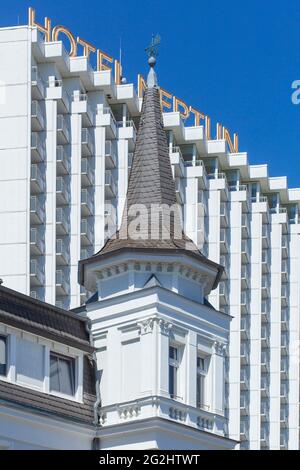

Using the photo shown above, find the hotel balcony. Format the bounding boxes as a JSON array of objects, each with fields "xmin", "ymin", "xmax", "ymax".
[
  {"xmin": 105, "ymin": 170, "xmax": 117, "ymax": 199},
  {"xmin": 260, "ymin": 426, "xmax": 269, "ymax": 447},
  {"xmin": 175, "ymin": 178, "xmax": 185, "ymax": 204},
  {"xmin": 240, "ymin": 368, "xmax": 249, "ymax": 390},
  {"xmin": 80, "ymin": 247, "xmax": 93, "ymax": 260},
  {"xmin": 56, "ymin": 238, "xmax": 70, "ymax": 266},
  {"xmin": 170, "ymin": 146, "xmax": 184, "ymax": 178},
  {"xmin": 281, "ymin": 284, "xmax": 289, "ymax": 307},
  {"xmin": 240, "ymin": 342, "xmax": 250, "ymax": 365},
  {"xmin": 81, "ymin": 128, "xmax": 94, "ymax": 156},
  {"xmin": 30, "ymin": 258, "xmax": 44, "ymax": 287},
  {"xmin": 56, "ymin": 207, "xmax": 69, "ymax": 235},
  {"xmin": 117, "ymin": 119, "xmax": 137, "ymax": 150},
  {"xmin": 241, "ymin": 290, "xmax": 250, "ymax": 314},
  {"xmin": 207, "ymin": 172, "xmax": 228, "ymax": 200},
  {"xmin": 241, "ymin": 213, "xmax": 250, "ymax": 238},
  {"xmin": 31, "ymin": 66, "xmax": 45, "ymax": 100},
  {"xmin": 220, "ymin": 228, "xmax": 229, "ymax": 254},
  {"xmin": 81, "ymin": 158, "xmax": 94, "ymax": 187},
  {"xmin": 281, "ymin": 235, "xmax": 289, "ymax": 258},
  {"xmin": 72, "ymin": 92, "xmax": 93, "ymax": 127},
  {"xmin": 261, "ymin": 401, "xmax": 269, "ymax": 422},
  {"xmin": 261, "ymin": 375, "xmax": 269, "ymax": 397},
  {"xmin": 240, "ymin": 420, "xmax": 249, "ymax": 441},
  {"xmin": 47, "ymin": 78, "xmax": 70, "ymax": 113},
  {"xmin": 81, "ymin": 218, "xmax": 94, "ymax": 246},
  {"xmin": 220, "ymin": 202, "xmax": 229, "ymax": 228},
  {"xmin": 241, "ymin": 264, "xmax": 250, "ymax": 289},
  {"xmin": 30, "ymin": 196, "xmax": 44, "ymax": 225},
  {"xmin": 261, "ymin": 249, "xmax": 270, "ymax": 274},
  {"xmin": 56, "ymin": 177, "xmax": 70, "ymax": 205},
  {"xmin": 105, "ymin": 141, "xmax": 117, "ymax": 169},
  {"xmin": 96, "ymin": 107, "xmax": 117, "ymax": 139},
  {"xmin": 240, "ymin": 393, "xmax": 249, "ymax": 415},
  {"xmin": 281, "ymin": 333, "xmax": 289, "ymax": 355},
  {"xmin": 241, "ymin": 315, "xmax": 250, "ymax": 340},
  {"xmin": 81, "ymin": 188, "xmax": 93, "ymax": 216},
  {"xmin": 261, "ymin": 325, "xmax": 270, "ymax": 347},
  {"xmin": 56, "ymin": 146, "xmax": 70, "ymax": 176},
  {"xmin": 261, "ymin": 275, "xmax": 270, "ymax": 299},
  {"xmin": 280, "ymin": 358, "xmax": 289, "ymax": 379},
  {"xmin": 219, "ymin": 281, "xmax": 229, "ymax": 306},
  {"xmin": 280, "ymin": 407, "xmax": 288, "ymax": 427},
  {"xmin": 31, "ymin": 164, "xmax": 45, "ymax": 194},
  {"xmin": 261, "ymin": 300, "xmax": 270, "ymax": 323},
  {"xmin": 31, "ymin": 100, "xmax": 44, "ymax": 131},
  {"xmin": 281, "ymin": 309, "xmax": 289, "ymax": 330},
  {"xmin": 261, "ymin": 350, "xmax": 270, "ymax": 373},
  {"xmin": 30, "ymin": 227, "xmax": 45, "ymax": 256},
  {"xmin": 220, "ymin": 255, "xmax": 229, "ymax": 280},
  {"xmin": 31, "ymin": 132, "xmax": 45, "ymax": 163},
  {"xmin": 57, "ymin": 114, "xmax": 70, "ymax": 144},
  {"xmin": 229, "ymin": 184, "xmax": 250, "ymax": 212},
  {"xmin": 184, "ymin": 159, "xmax": 207, "ymax": 189},
  {"xmin": 281, "ymin": 259, "xmax": 289, "ymax": 282},
  {"xmin": 280, "ymin": 382, "xmax": 288, "ymax": 403},
  {"xmin": 261, "ymin": 224, "xmax": 270, "ymax": 248},
  {"xmin": 56, "ymin": 269, "xmax": 69, "ymax": 296},
  {"xmin": 280, "ymin": 432, "xmax": 288, "ymax": 450},
  {"xmin": 241, "ymin": 239, "xmax": 250, "ymax": 264}
]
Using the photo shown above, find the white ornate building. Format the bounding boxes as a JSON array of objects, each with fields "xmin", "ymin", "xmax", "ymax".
[{"xmin": 0, "ymin": 8, "xmax": 299, "ymax": 449}]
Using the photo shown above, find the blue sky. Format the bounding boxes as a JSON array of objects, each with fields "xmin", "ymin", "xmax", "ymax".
[{"xmin": 3, "ymin": 0, "xmax": 300, "ymax": 187}]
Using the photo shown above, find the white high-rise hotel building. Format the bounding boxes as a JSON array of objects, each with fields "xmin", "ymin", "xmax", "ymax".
[{"xmin": 0, "ymin": 8, "xmax": 299, "ymax": 450}]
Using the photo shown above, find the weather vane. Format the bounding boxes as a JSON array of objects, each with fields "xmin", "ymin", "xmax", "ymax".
[{"xmin": 145, "ymin": 34, "xmax": 161, "ymax": 67}]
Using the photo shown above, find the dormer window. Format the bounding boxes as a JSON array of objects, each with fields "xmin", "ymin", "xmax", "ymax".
[
  {"xmin": 50, "ymin": 352, "xmax": 75, "ymax": 396},
  {"xmin": 0, "ymin": 335, "xmax": 7, "ymax": 376}
]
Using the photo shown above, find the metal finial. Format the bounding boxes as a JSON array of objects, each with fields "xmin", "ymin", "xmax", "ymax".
[{"xmin": 145, "ymin": 34, "xmax": 161, "ymax": 88}]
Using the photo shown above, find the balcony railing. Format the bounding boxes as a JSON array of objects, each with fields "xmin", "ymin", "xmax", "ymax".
[
  {"xmin": 31, "ymin": 100, "xmax": 44, "ymax": 130},
  {"xmin": 30, "ymin": 196, "xmax": 44, "ymax": 225},
  {"xmin": 30, "ymin": 259, "xmax": 44, "ymax": 286},
  {"xmin": 81, "ymin": 188, "xmax": 93, "ymax": 216},
  {"xmin": 56, "ymin": 269, "xmax": 69, "ymax": 295},
  {"xmin": 105, "ymin": 140, "xmax": 117, "ymax": 168},
  {"xmin": 56, "ymin": 207, "xmax": 69, "ymax": 235},
  {"xmin": 56, "ymin": 238, "xmax": 70, "ymax": 266},
  {"xmin": 81, "ymin": 218, "xmax": 93, "ymax": 246},
  {"xmin": 57, "ymin": 114, "xmax": 69, "ymax": 144},
  {"xmin": 30, "ymin": 228, "xmax": 45, "ymax": 255},
  {"xmin": 105, "ymin": 170, "xmax": 117, "ymax": 199},
  {"xmin": 81, "ymin": 158, "xmax": 94, "ymax": 186},
  {"xmin": 30, "ymin": 164, "xmax": 45, "ymax": 194},
  {"xmin": 31, "ymin": 66, "xmax": 45, "ymax": 99},
  {"xmin": 31, "ymin": 132, "xmax": 45, "ymax": 163},
  {"xmin": 56, "ymin": 177, "xmax": 70, "ymax": 205},
  {"xmin": 56, "ymin": 146, "xmax": 70, "ymax": 175},
  {"xmin": 81, "ymin": 128, "xmax": 94, "ymax": 156}
]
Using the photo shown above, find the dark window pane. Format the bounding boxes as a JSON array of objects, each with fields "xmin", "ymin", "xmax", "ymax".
[
  {"xmin": 0, "ymin": 336, "xmax": 7, "ymax": 376},
  {"xmin": 169, "ymin": 365, "xmax": 174, "ymax": 397},
  {"xmin": 169, "ymin": 346, "xmax": 177, "ymax": 361},
  {"xmin": 50, "ymin": 353, "xmax": 75, "ymax": 396}
]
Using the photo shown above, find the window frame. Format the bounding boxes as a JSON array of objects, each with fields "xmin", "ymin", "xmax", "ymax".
[
  {"xmin": 168, "ymin": 344, "xmax": 183, "ymax": 401},
  {"xmin": 0, "ymin": 334, "xmax": 8, "ymax": 377},
  {"xmin": 196, "ymin": 353, "xmax": 209, "ymax": 410},
  {"xmin": 49, "ymin": 351, "xmax": 77, "ymax": 399}
]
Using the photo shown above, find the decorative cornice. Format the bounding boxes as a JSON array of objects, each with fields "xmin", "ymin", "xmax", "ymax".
[
  {"xmin": 213, "ymin": 341, "xmax": 227, "ymax": 356},
  {"xmin": 138, "ymin": 317, "xmax": 173, "ymax": 336}
]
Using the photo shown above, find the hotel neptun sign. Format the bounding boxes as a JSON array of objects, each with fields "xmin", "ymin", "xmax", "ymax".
[{"xmin": 28, "ymin": 7, "xmax": 239, "ymax": 153}]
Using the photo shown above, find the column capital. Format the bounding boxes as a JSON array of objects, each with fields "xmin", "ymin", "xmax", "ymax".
[{"xmin": 213, "ymin": 341, "xmax": 227, "ymax": 356}]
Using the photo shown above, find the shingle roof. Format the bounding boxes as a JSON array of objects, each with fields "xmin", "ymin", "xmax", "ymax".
[
  {"xmin": 0, "ymin": 285, "xmax": 93, "ymax": 353},
  {"xmin": 79, "ymin": 83, "xmax": 223, "ymax": 286}
]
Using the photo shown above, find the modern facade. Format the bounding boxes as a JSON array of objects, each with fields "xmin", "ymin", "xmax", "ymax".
[{"xmin": 0, "ymin": 9, "xmax": 299, "ymax": 449}]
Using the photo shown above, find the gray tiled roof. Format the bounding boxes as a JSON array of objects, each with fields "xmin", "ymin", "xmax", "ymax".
[
  {"xmin": 79, "ymin": 85, "xmax": 223, "ymax": 286},
  {"xmin": 0, "ymin": 285, "xmax": 93, "ymax": 353}
]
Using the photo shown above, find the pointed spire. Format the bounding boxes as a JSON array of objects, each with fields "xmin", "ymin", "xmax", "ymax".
[{"xmin": 78, "ymin": 44, "xmax": 223, "ymax": 291}]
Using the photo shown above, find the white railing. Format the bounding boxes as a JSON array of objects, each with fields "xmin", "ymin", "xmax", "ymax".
[{"xmin": 97, "ymin": 395, "xmax": 227, "ymax": 436}]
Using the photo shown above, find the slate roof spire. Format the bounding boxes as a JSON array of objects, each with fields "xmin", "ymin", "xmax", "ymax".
[{"xmin": 79, "ymin": 42, "xmax": 223, "ymax": 289}]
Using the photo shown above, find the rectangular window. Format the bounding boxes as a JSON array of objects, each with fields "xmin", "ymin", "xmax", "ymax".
[
  {"xmin": 169, "ymin": 346, "xmax": 179, "ymax": 399},
  {"xmin": 196, "ymin": 355, "xmax": 207, "ymax": 409},
  {"xmin": 0, "ymin": 336, "xmax": 7, "ymax": 376},
  {"xmin": 50, "ymin": 352, "xmax": 75, "ymax": 396}
]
